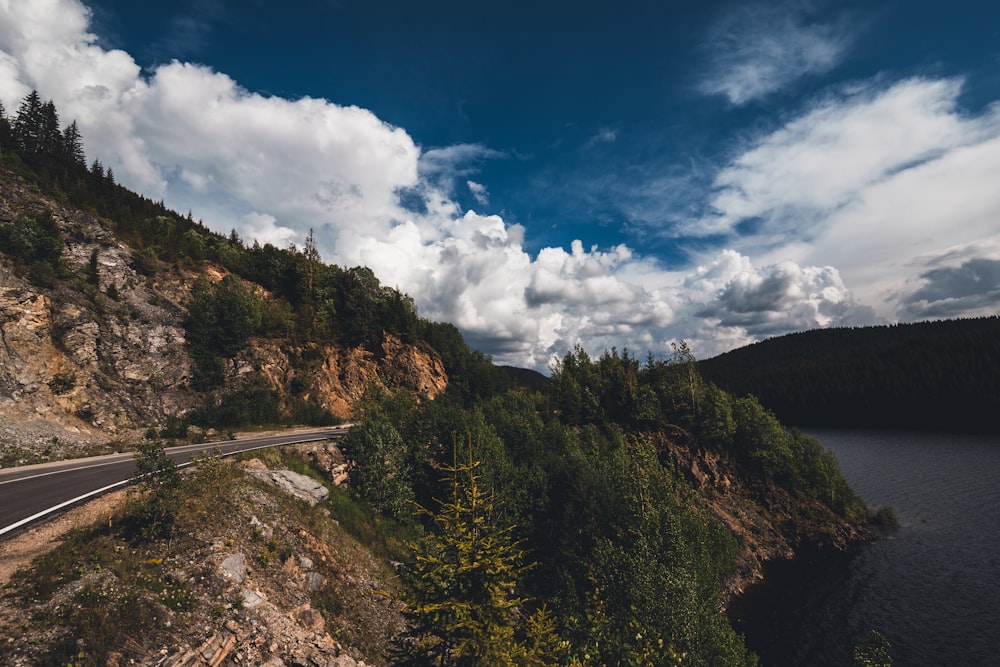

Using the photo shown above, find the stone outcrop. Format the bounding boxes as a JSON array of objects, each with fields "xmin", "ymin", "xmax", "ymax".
[
  {"xmin": 250, "ymin": 469, "xmax": 331, "ymax": 506},
  {"xmin": 0, "ymin": 168, "xmax": 196, "ymax": 454},
  {"xmin": 292, "ymin": 441, "xmax": 350, "ymax": 486},
  {"xmin": 0, "ymin": 166, "xmax": 448, "ymax": 461}
]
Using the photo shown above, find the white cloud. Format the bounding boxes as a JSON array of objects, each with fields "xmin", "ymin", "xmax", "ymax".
[
  {"xmin": 697, "ymin": 76, "xmax": 1000, "ymax": 323},
  {"xmin": 238, "ymin": 212, "xmax": 298, "ymax": 248},
  {"xmin": 699, "ymin": 1, "xmax": 856, "ymax": 105},
  {"xmin": 420, "ymin": 143, "xmax": 505, "ymax": 180},
  {"xmin": 699, "ymin": 79, "xmax": 979, "ymax": 237},
  {"xmin": 584, "ymin": 127, "xmax": 618, "ymax": 148}
]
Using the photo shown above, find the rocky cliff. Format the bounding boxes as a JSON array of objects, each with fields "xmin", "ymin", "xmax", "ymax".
[
  {"xmin": 648, "ymin": 427, "xmax": 870, "ymax": 596},
  {"xmin": 0, "ymin": 167, "xmax": 447, "ymax": 463}
]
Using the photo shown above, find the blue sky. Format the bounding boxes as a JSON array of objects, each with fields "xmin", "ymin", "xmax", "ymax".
[{"xmin": 2, "ymin": 1, "xmax": 1000, "ymax": 369}]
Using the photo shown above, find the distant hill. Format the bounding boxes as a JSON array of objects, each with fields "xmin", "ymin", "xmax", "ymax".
[
  {"xmin": 499, "ymin": 364, "xmax": 549, "ymax": 392},
  {"xmin": 699, "ymin": 318, "xmax": 1000, "ymax": 432}
]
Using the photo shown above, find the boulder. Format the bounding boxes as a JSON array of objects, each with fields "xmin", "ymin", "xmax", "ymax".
[
  {"xmin": 252, "ymin": 469, "xmax": 329, "ymax": 506},
  {"xmin": 219, "ymin": 553, "xmax": 247, "ymax": 584}
]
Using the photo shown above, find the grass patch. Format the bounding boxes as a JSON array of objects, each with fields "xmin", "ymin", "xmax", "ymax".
[{"xmin": 325, "ymin": 485, "xmax": 416, "ymax": 563}]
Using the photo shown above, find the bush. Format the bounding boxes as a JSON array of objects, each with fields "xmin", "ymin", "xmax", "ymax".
[
  {"xmin": 0, "ymin": 210, "xmax": 63, "ymax": 266},
  {"xmin": 872, "ymin": 506, "xmax": 900, "ymax": 530},
  {"xmin": 342, "ymin": 414, "xmax": 413, "ymax": 518},
  {"xmin": 128, "ymin": 441, "xmax": 182, "ymax": 540}
]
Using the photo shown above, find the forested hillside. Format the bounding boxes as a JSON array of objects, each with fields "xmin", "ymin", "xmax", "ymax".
[
  {"xmin": 699, "ymin": 318, "xmax": 1000, "ymax": 432},
  {"xmin": 341, "ymin": 344, "xmax": 870, "ymax": 666}
]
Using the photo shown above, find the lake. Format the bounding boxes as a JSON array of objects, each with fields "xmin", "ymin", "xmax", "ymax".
[{"xmin": 728, "ymin": 429, "xmax": 1000, "ymax": 666}]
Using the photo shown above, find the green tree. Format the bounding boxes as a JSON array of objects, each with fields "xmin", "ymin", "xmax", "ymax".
[
  {"xmin": 0, "ymin": 100, "xmax": 11, "ymax": 148},
  {"xmin": 401, "ymin": 436, "xmax": 538, "ymax": 667},
  {"xmin": 62, "ymin": 120, "xmax": 85, "ymax": 165},
  {"xmin": 0, "ymin": 210, "xmax": 66, "ymax": 286},
  {"xmin": 86, "ymin": 247, "xmax": 100, "ymax": 286},
  {"xmin": 185, "ymin": 277, "xmax": 225, "ymax": 388},
  {"xmin": 343, "ymin": 413, "xmax": 414, "ymax": 518},
  {"xmin": 0, "ymin": 211, "xmax": 63, "ymax": 265},
  {"xmin": 129, "ymin": 441, "xmax": 183, "ymax": 540},
  {"xmin": 732, "ymin": 395, "xmax": 795, "ymax": 482},
  {"xmin": 39, "ymin": 100, "xmax": 62, "ymax": 156},
  {"xmin": 184, "ymin": 274, "xmax": 263, "ymax": 388},
  {"xmin": 695, "ymin": 383, "xmax": 735, "ymax": 448},
  {"xmin": 212, "ymin": 274, "xmax": 263, "ymax": 357},
  {"xmin": 12, "ymin": 90, "xmax": 44, "ymax": 155}
]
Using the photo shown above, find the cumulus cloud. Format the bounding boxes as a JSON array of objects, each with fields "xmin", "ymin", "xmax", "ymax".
[
  {"xmin": 696, "ymin": 255, "xmax": 875, "ymax": 335},
  {"xmin": 676, "ymin": 250, "xmax": 876, "ymax": 353},
  {"xmin": 899, "ymin": 258, "xmax": 1000, "ymax": 318},
  {"xmin": 699, "ymin": 0, "xmax": 856, "ymax": 105},
  {"xmin": 896, "ymin": 240, "xmax": 1000, "ymax": 319}
]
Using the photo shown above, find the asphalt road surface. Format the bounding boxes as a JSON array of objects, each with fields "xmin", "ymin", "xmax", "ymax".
[{"xmin": 0, "ymin": 427, "xmax": 349, "ymax": 539}]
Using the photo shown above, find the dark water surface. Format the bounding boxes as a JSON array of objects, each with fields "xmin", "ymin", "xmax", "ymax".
[{"xmin": 728, "ymin": 429, "xmax": 1000, "ymax": 666}]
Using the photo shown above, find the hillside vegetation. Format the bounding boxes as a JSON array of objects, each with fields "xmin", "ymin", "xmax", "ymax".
[
  {"xmin": 699, "ymin": 318, "xmax": 1000, "ymax": 432},
  {"xmin": 0, "ymin": 92, "xmax": 500, "ymax": 460},
  {"xmin": 0, "ymin": 92, "xmax": 875, "ymax": 666}
]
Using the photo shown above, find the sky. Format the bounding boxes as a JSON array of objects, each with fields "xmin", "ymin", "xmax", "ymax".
[{"xmin": 2, "ymin": 0, "xmax": 1000, "ymax": 370}]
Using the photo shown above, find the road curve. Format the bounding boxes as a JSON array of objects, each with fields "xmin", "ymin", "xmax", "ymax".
[{"xmin": 0, "ymin": 427, "xmax": 349, "ymax": 539}]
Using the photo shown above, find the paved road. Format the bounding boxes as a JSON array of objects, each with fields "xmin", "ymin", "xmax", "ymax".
[{"xmin": 0, "ymin": 427, "xmax": 349, "ymax": 539}]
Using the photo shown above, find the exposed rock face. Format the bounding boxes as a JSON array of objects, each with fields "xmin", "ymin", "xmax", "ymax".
[
  {"xmin": 378, "ymin": 335, "xmax": 448, "ymax": 398},
  {"xmin": 239, "ymin": 333, "xmax": 448, "ymax": 422},
  {"xmin": 648, "ymin": 427, "xmax": 871, "ymax": 597},
  {"xmin": 0, "ymin": 167, "xmax": 448, "ymax": 459},
  {"xmin": 0, "ymin": 169, "xmax": 196, "ymax": 452}
]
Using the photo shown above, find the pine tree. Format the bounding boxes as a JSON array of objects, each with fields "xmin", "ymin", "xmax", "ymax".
[
  {"xmin": 62, "ymin": 120, "xmax": 85, "ymax": 165},
  {"xmin": 401, "ymin": 435, "xmax": 539, "ymax": 667},
  {"xmin": 0, "ymin": 100, "xmax": 12, "ymax": 149},
  {"xmin": 39, "ymin": 100, "xmax": 61, "ymax": 156},
  {"xmin": 13, "ymin": 90, "xmax": 44, "ymax": 155}
]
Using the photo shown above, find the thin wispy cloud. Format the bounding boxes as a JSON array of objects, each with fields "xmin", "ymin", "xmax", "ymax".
[
  {"xmin": 419, "ymin": 143, "xmax": 505, "ymax": 177},
  {"xmin": 150, "ymin": 10, "xmax": 219, "ymax": 61},
  {"xmin": 467, "ymin": 180, "xmax": 489, "ymax": 206},
  {"xmin": 699, "ymin": 1, "xmax": 857, "ymax": 105},
  {"xmin": 695, "ymin": 78, "xmax": 976, "ymax": 239},
  {"xmin": 584, "ymin": 127, "xmax": 618, "ymax": 148}
]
